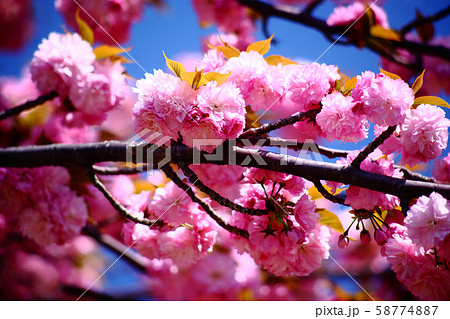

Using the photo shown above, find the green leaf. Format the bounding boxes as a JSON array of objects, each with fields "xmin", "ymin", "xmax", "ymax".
[
  {"xmin": 369, "ymin": 25, "xmax": 401, "ymax": 42},
  {"xmin": 204, "ymin": 71, "xmax": 231, "ymax": 86},
  {"xmin": 265, "ymin": 55, "xmax": 298, "ymax": 66},
  {"xmin": 344, "ymin": 76, "xmax": 357, "ymax": 92},
  {"xmin": 208, "ymin": 44, "xmax": 240, "ymax": 60},
  {"xmin": 411, "ymin": 69, "xmax": 426, "ymax": 94},
  {"xmin": 75, "ymin": 9, "xmax": 94, "ymax": 45},
  {"xmin": 246, "ymin": 34, "xmax": 274, "ymax": 55},
  {"xmin": 379, "ymin": 66, "xmax": 401, "ymax": 80},
  {"xmin": 413, "ymin": 96, "xmax": 450, "ymax": 109},
  {"xmin": 317, "ymin": 208, "xmax": 345, "ymax": 233},
  {"xmin": 180, "ymin": 70, "xmax": 208, "ymax": 89},
  {"xmin": 93, "ymin": 45, "xmax": 132, "ymax": 60},
  {"xmin": 415, "ymin": 9, "xmax": 435, "ymax": 43},
  {"xmin": 163, "ymin": 51, "xmax": 186, "ymax": 78}
]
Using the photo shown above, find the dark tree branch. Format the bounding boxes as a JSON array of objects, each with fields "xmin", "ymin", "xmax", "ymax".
[
  {"xmin": 312, "ymin": 180, "xmax": 346, "ymax": 205},
  {"xmin": 1, "ymin": 142, "xmax": 449, "ymax": 200},
  {"xmin": 160, "ymin": 165, "xmax": 250, "ymax": 238},
  {"xmin": 239, "ymin": 109, "xmax": 320, "ymax": 138},
  {"xmin": 0, "ymin": 91, "xmax": 58, "ymax": 121},
  {"xmin": 351, "ymin": 126, "xmax": 396, "ymax": 168},
  {"xmin": 84, "ymin": 166, "xmax": 164, "ymax": 227},
  {"xmin": 82, "ymin": 225, "xmax": 148, "ymax": 272},
  {"xmin": 304, "ymin": 0, "xmax": 324, "ymax": 15},
  {"xmin": 401, "ymin": 4, "xmax": 450, "ymax": 36},
  {"xmin": 236, "ymin": 0, "xmax": 450, "ymax": 62},
  {"xmin": 62, "ymin": 284, "xmax": 124, "ymax": 301},
  {"xmin": 248, "ymin": 136, "xmax": 349, "ymax": 159},
  {"xmin": 396, "ymin": 165, "xmax": 436, "ymax": 183},
  {"xmin": 92, "ymin": 164, "xmax": 149, "ymax": 175},
  {"xmin": 179, "ymin": 162, "xmax": 267, "ymax": 216}
]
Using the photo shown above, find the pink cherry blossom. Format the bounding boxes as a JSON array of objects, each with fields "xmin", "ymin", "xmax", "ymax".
[
  {"xmin": 329, "ymin": 150, "xmax": 402, "ymax": 210},
  {"xmin": 288, "ymin": 63, "xmax": 340, "ymax": 112},
  {"xmin": 352, "ymin": 73, "xmax": 414, "ymax": 126},
  {"xmin": 55, "ymin": 0, "xmax": 145, "ymax": 44},
  {"xmin": 0, "ymin": 167, "xmax": 88, "ymax": 246},
  {"xmin": 0, "ymin": 0, "xmax": 33, "ymax": 50},
  {"xmin": 133, "ymin": 69, "xmax": 196, "ymax": 141},
  {"xmin": 197, "ymin": 49, "xmax": 226, "ymax": 73},
  {"xmin": 192, "ymin": 0, "xmax": 256, "ymax": 40},
  {"xmin": 433, "ymin": 153, "xmax": 450, "ymax": 183},
  {"xmin": 30, "ymin": 32, "xmax": 95, "ymax": 98},
  {"xmin": 404, "ymin": 192, "xmax": 450, "ymax": 251},
  {"xmin": 150, "ymin": 181, "xmax": 197, "ymax": 227},
  {"xmin": 327, "ymin": 1, "xmax": 389, "ymax": 28},
  {"xmin": 223, "ymin": 51, "xmax": 286, "ymax": 111},
  {"xmin": 399, "ymin": 104, "xmax": 450, "ymax": 167},
  {"xmin": 317, "ymin": 91, "xmax": 368, "ymax": 142},
  {"xmin": 294, "ymin": 193, "xmax": 318, "ymax": 233}
]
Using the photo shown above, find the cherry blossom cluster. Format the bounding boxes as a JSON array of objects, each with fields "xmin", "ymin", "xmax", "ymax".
[
  {"xmin": 192, "ymin": 0, "xmax": 256, "ymax": 51},
  {"xmin": 30, "ymin": 32, "xmax": 128, "ymax": 127},
  {"xmin": 378, "ymin": 192, "xmax": 450, "ymax": 300},
  {"xmin": 0, "ymin": 0, "xmax": 34, "ymax": 50},
  {"xmin": 121, "ymin": 182, "xmax": 218, "ymax": 266},
  {"xmin": 228, "ymin": 169, "xmax": 331, "ymax": 277},
  {"xmin": 0, "ymin": 166, "xmax": 88, "ymax": 246},
  {"xmin": 133, "ymin": 69, "xmax": 246, "ymax": 152},
  {"xmin": 55, "ymin": 0, "xmax": 145, "ymax": 45}
]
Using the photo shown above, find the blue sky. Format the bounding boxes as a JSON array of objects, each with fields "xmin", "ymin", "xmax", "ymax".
[
  {"xmin": 1, "ymin": 0, "xmax": 449, "ymax": 80},
  {"xmin": 1, "ymin": 0, "xmax": 449, "ymax": 162}
]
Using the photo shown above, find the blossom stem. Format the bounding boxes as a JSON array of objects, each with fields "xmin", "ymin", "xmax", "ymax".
[
  {"xmin": 0, "ymin": 91, "xmax": 58, "ymax": 121},
  {"xmin": 312, "ymin": 180, "xmax": 347, "ymax": 205},
  {"xmin": 84, "ymin": 166, "xmax": 164, "ymax": 227},
  {"xmin": 160, "ymin": 164, "xmax": 250, "ymax": 238},
  {"xmin": 178, "ymin": 162, "xmax": 267, "ymax": 216},
  {"xmin": 351, "ymin": 126, "xmax": 396, "ymax": 168},
  {"xmin": 239, "ymin": 109, "xmax": 320, "ymax": 138}
]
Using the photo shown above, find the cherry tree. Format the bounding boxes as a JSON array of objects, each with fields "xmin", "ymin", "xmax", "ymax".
[{"xmin": 0, "ymin": 0, "xmax": 449, "ymax": 301}]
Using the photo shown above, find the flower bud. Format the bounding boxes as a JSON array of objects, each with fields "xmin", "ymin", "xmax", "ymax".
[
  {"xmin": 338, "ymin": 234, "xmax": 349, "ymax": 249},
  {"xmin": 374, "ymin": 229, "xmax": 388, "ymax": 245},
  {"xmin": 360, "ymin": 229, "xmax": 371, "ymax": 245}
]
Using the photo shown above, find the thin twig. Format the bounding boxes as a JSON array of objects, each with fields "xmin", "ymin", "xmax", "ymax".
[
  {"xmin": 179, "ymin": 162, "xmax": 267, "ymax": 216},
  {"xmin": 247, "ymin": 136, "xmax": 349, "ymax": 159},
  {"xmin": 401, "ymin": 4, "xmax": 450, "ymax": 36},
  {"xmin": 351, "ymin": 126, "xmax": 396, "ymax": 168},
  {"xmin": 304, "ymin": 0, "xmax": 323, "ymax": 15},
  {"xmin": 396, "ymin": 165, "xmax": 436, "ymax": 183},
  {"xmin": 92, "ymin": 164, "xmax": 150, "ymax": 175},
  {"xmin": 0, "ymin": 91, "xmax": 58, "ymax": 121},
  {"xmin": 82, "ymin": 225, "xmax": 148, "ymax": 272},
  {"xmin": 84, "ymin": 166, "xmax": 163, "ymax": 227},
  {"xmin": 313, "ymin": 180, "xmax": 346, "ymax": 205},
  {"xmin": 1, "ymin": 142, "xmax": 449, "ymax": 200},
  {"xmin": 239, "ymin": 109, "xmax": 320, "ymax": 138},
  {"xmin": 237, "ymin": 0, "xmax": 450, "ymax": 62},
  {"xmin": 160, "ymin": 165, "xmax": 249, "ymax": 238}
]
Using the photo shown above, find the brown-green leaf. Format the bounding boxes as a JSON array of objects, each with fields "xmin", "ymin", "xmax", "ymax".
[
  {"xmin": 204, "ymin": 71, "xmax": 231, "ymax": 86},
  {"xmin": 379, "ymin": 66, "xmax": 401, "ymax": 80},
  {"xmin": 415, "ymin": 9, "xmax": 435, "ymax": 43},
  {"xmin": 411, "ymin": 69, "xmax": 426, "ymax": 94},
  {"xmin": 370, "ymin": 25, "xmax": 401, "ymax": 42},
  {"xmin": 265, "ymin": 55, "xmax": 298, "ymax": 66},
  {"xmin": 163, "ymin": 51, "xmax": 186, "ymax": 78},
  {"xmin": 93, "ymin": 45, "xmax": 132, "ymax": 60},
  {"xmin": 208, "ymin": 44, "xmax": 240, "ymax": 60},
  {"xmin": 75, "ymin": 9, "xmax": 94, "ymax": 45},
  {"xmin": 246, "ymin": 34, "xmax": 274, "ymax": 55},
  {"xmin": 413, "ymin": 96, "xmax": 450, "ymax": 109},
  {"xmin": 317, "ymin": 208, "xmax": 345, "ymax": 233}
]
